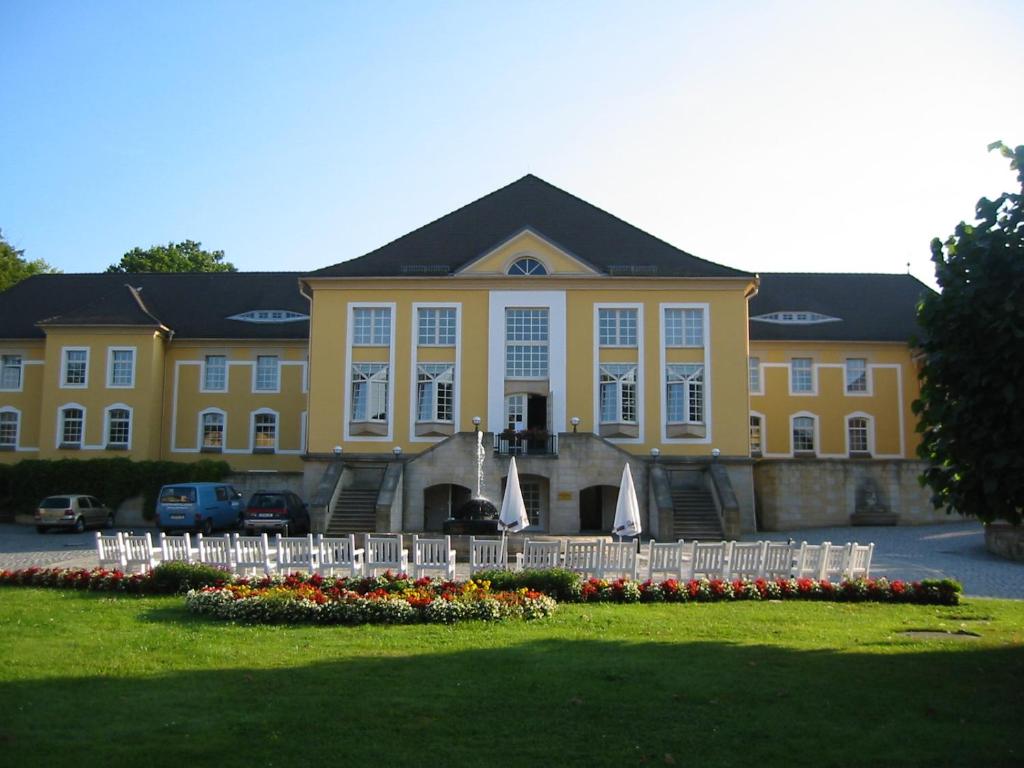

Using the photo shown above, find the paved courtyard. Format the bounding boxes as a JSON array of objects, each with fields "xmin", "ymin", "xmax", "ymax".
[{"xmin": 0, "ymin": 520, "xmax": 1020, "ymax": 599}]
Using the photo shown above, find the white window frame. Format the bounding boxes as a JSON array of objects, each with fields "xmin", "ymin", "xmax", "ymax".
[
  {"xmin": 504, "ymin": 393, "xmax": 527, "ymax": 432},
  {"xmin": 57, "ymin": 403, "xmax": 86, "ymax": 448},
  {"xmin": 749, "ymin": 356, "xmax": 762, "ymax": 395},
  {"xmin": 505, "ymin": 307, "xmax": 549, "ymax": 379},
  {"xmin": 344, "ymin": 302, "xmax": 396, "ymax": 442},
  {"xmin": 790, "ymin": 412, "xmax": 818, "ymax": 454},
  {"xmin": 845, "ymin": 412, "xmax": 874, "ymax": 455},
  {"xmin": 350, "ymin": 363, "xmax": 390, "ymax": 423},
  {"xmin": 789, "ymin": 358, "xmax": 816, "ymax": 395},
  {"xmin": 60, "ymin": 347, "xmax": 89, "ymax": 389},
  {"xmin": 252, "ymin": 355, "xmax": 280, "ymax": 393},
  {"xmin": 103, "ymin": 403, "xmax": 133, "ymax": 449},
  {"xmin": 106, "ymin": 347, "xmax": 136, "ymax": 389},
  {"xmin": 749, "ymin": 411, "xmax": 765, "ymax": 455},
  {"xmin": 659, "ymin": 302, "xmax": 712, "ymax": 444},
  {"xmin": 599, "ymin": 364, "xmax": 638, "ymax": 424},
  {"xmin": 666, "ymin": 364, "xmax": 705, "ymax": 425},
  {"xmin": 198, "ymin": 408, "xmax": 227, "ymax": 452},
  {"xmin": 251, "ymin": 408, "xmax": 278, "ymax": 453},
  {"xmin": 202, "ymin": 355, "xmax": 228, "ymax": 392},
  {"xmin": 415, "ymin": 363, "xmax": 455, "ymax": 423},
  {"xmin": 0, "ymin": 407, "xmax": 20, "ymax": 450},
  {"xmin": 664, "ymin": 307, "xmax": 705, "ymax": 348},
  {"xmin": 845, "ymin": 358, "xmax": 871, "ymax": 395},
  {"xmin": 507, "ymin": 257, "xmax": 548, "ymax": 276},
  {"xmin": 417, "ymin": 307, "xmax": 457, "ymax": 346},
  {"xmin": 598, "ymin": 308, "xmax": 638, "ymax": 347},
  {"xmin": 0, "ymin": 354, "xmax": 23, "ymax": 391},
  {"xmin": 352, "ymin": 307, "xmax": 392, "ymax": 346}
]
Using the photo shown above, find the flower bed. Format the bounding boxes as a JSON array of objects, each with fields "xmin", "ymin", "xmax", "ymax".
[{"xmin": 0, "ymin": 566, "xmax": 155, "ymax": 593}]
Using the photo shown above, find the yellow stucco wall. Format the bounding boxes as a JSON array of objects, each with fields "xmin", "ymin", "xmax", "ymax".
[
  {"xmin": 0, "ymin": 340, "xmax": 46, "ymax": 459},
  {"xmin": 749, "ymin": 341, "xmax": 920, "ymax": 458},
  {"xmin": 459, "ymin": 230, "xmax": 599, "ymax": 276}
]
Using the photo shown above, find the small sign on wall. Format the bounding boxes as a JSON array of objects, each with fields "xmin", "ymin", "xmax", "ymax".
[{"xmin": 557, "ymin": 491, "xmax": 573, "ymax": 501}]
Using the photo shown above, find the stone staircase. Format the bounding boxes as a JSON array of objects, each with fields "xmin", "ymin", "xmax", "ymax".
[
  {"xmin": 671, "ymin": 487, "xmax": 724, "ymax": 541},
  {"xmin": 325, "ymin": 488, "xmax": 378, "ymax": 535}
]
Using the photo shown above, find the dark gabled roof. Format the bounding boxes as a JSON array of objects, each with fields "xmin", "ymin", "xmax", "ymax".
[
  {"xmin": 0, "ymin": 273, "xmax": 309, "ymax": 340},
  {"xmin": 309, "ymin": 174, "xmax": 752, "ymax": 279},
  {"xmin": 750, "ymin": 273, "xmax": 934, "ymax": 343}
]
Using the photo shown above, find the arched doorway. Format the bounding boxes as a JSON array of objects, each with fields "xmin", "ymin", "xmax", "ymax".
[
  {"xmin": 423, "ymin": 483, "xmax": 472, "ymax": 531},
  {"xmin": 579, "ymin": 485, "xmax": 619, "ymax": 533}
]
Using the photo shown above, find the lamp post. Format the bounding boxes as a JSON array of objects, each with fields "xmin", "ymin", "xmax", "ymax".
[
  {"xmin": 570, "ymin": 416, "xmax": 580, "ymax": 433},
  {"xmin": 711, "ymin": 448, "xmax": 721, "ymax": 461},
  {"xmin": 650, "ymin": 447, "xmax": 660, "ymax": 462},
  {"xmin": 392, "ymin": 446, "xmax": 402, "ymax": 458},
  {"xmin": 332, "ymin": 445, "xmax": 342, "ymax": 458},
  {"xmin": 472, "ymin": 416, "xmax": 481, "ymax": 433}
]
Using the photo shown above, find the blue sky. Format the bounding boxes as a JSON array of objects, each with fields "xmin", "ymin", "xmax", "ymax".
[{"xmin": 2, "ymin": 1, "xmax": 1022, "ymax": 284}]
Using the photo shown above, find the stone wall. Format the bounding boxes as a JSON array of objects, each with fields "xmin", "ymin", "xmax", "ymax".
[
  {"xmin": 753, "ymin": 459, "xmax": 952, "ymax": 530},
  {"xmin": 985, "ymin": 523, "xmax": 1024, "ymax": 562}
]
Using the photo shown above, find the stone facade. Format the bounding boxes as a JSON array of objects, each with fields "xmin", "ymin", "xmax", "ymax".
[{"xmin": 753, "ymin": 459, "xmax": 950, "ymax": 530}]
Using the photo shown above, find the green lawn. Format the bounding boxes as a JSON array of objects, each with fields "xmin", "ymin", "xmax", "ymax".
[{"xmin": 1, "ymin": 590, "xmax": 1022, "ymax": 768}]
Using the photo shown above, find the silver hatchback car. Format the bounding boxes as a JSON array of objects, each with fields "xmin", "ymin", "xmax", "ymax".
[{"xmin": 35, "ymin": 495, "xmax": 114, "ymax": 534}]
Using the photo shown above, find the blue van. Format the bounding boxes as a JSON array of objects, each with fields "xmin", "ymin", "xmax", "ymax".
[{"xmin": 156, "ymin": 482, "xmax": 244, "ymax": 535}]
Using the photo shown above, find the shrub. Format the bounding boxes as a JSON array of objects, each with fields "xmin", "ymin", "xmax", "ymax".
[
  {"xmin": 148, "ymin": 562, "xmax": 232, "ymax": 594},
  {"xmin": 471, "ymin": 568, "xmax": 582, "ymax": 601}
]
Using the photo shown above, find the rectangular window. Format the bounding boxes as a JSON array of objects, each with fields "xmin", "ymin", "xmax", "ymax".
[
  {"xmin": 666, "ymin": 364, "xmax": 704, "ymax": 423},
  {"xmin": 106, "ymin": 408, "xmax": 130, "ymax": 447},
  {"xmin": 750, "ymin": 415, "xmax": 762, "ymax": 454},
  {"xmin": 665, "ymin": 308, "xmax": 704, "ymax": 346},
  {"xmin": 351, "ymin": 363, "xmax": 389, "ymax": 422},
  {"xmin": 254, "ymin": 356, "xmax": 279, "ymax": 391},
  {"xmin": 598, "ymin": 308, "xmax": 637, "ymax": 347},
  {"xmin": 63, "ymin": 349, "xmax": 88, "ymax": 386},
  {"xmin": 1, "ymin": 355, "xmax": 22, "ymax": 389},
  {"xmin": 505, "ymin": 309, "xmax": 548, "ymax": 378},
  {"xmin": 505, "ymin": 394, "xmax": 526, "ymax": 431},
  {"xmin": 599, "ymin": 364, "xmax": 637, "ymax": 423},
  {"xmin": 61, "ymin": 407, "xmax": 83, "ymax": 446},
  {"xmin": 793, "ymin": 416, "xmax": 815, "ymax": 452},
  {"xmin": 353, "ymin": 308, "xmax": 391, "ymax": 345},
  {"xmin": 204, "ymin": 355, "xmax": 227, "ymax": 391},
  {"xmin": 791, "ymin": 358, "xmax": 813, "ymax": 393},
  {"xmin": 848, "ymin": 417, "xmax": 869, "ymax": 453},
  {"xmin": 846, "ymin": 358, "xmax": 868, "ymax": 393},
  {"xmin": 417, "ymin": 308, "xmax": 456, "ymax": 346},
  {"xmin": 416, "ymin": 364, "xmax": 454, "ymax": 422},
  {"xmin": 108, "ymin": 349, "xmax": 135, "ymax": 387},
  {"xmin": 0, "ymin": 411, "xmax": 17, "ymax": 448},
  {"xmin": 202, "ymin": 412, "xmax": 224, "ymax": 450},
  {"xmin": 749, "ymin": 357, "xmax": 761, "ymax": 394},
  {"xmin": 520, "ymin": 480, "xmax": 541, "ymax": 526},
  {"xmin": 253, "ymin": 413, "xmax": 276, "ymax": 451}
]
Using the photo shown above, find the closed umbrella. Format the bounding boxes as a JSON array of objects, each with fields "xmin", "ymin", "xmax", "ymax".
[
  {"xmin": 612, "ymin": 463, "xmax": 642, "ymax": 539},
  {"xmin": 498, "ymin": 457, "xmax": 530, "ymax": 565}
]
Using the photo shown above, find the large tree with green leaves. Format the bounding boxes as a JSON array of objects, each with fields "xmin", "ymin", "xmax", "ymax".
[
  {"xmin": 106, "ymin": 239, "xmax": 236, "ymax": 273},
  {"xmin": 0, "ymin": 230, "xmax": 59, "ymax": 292},
  {"xmin": 913, "ymin": 142, "xmax": 1024, "ymax": 525}
]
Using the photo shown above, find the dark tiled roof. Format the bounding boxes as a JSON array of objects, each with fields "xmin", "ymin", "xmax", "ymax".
[
  {"xmin": 308, "ymin": 174, "xmax": 752, "ymax": 279},
  {"xmin": 0, "ymin": 273, "xmax": 309, "ymax": 340},
  {"xmin": 750, "ymin": 273, "xmax": 934, "ymax": 343}
]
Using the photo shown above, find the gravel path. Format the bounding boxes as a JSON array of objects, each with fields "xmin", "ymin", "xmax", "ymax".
[{"xmin": 1, "ymin": 521, "xmax": 1020, "ymax": 599}]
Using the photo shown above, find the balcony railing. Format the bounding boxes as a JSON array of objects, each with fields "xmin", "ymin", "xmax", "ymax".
[{"xmin": 493, "ymin": 432, "xmax": 558, "ymax": 456}]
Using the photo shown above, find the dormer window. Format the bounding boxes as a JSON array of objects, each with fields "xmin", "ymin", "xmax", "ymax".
[
  {"xmin": 750, "ymin": 311, "xmax": 840, "ymax": 325},
  {"xmin": 228, "ymin": 310, "xmax": 309, "ymax": 323},
  {"xmin": 507, "ymin": 257, "xmax": 548, "ymax": 276}
]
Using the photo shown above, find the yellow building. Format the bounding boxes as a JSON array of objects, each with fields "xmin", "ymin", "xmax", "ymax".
[{"xmin": 0, "ymin": 176, "xmax": 943, "ymax": 532}]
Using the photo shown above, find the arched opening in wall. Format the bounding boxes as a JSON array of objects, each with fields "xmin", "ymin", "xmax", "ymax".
[
  {"xmin": 423, "ymin": 484, "xmax": 472, "ymax": 532},
  {"xmin": 579, "ymin": 485, "xmax": 619, "ymax": 533},
  {"xmin": 500, "ymin": 473, "xmax": 549, "ymax": 531}
]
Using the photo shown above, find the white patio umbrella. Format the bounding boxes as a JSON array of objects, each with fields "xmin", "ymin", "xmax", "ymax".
[
  {"xmin": 612, "ymin": 463, "xmax": 642, "ymax": 540},
  {"xmin": 498, "ymin": 457, "xmax": 530, "ymax": 561}
]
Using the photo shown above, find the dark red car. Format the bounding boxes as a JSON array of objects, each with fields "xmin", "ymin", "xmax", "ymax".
[{"xmin": 241, "ymin": 490, "xmax": 310, "ymax": 537}]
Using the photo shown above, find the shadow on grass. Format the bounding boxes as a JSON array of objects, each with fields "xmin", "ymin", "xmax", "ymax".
[{"xmin": 1, "ymin": 622, "xmax": 1021, "ymax": 768}]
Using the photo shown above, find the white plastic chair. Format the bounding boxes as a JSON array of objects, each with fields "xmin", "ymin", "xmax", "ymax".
[
  {"xmin": 646, "ymin": 540, "xmax": 687, "ymax": 581},
  {"xmin": 845, "ymin": 542, "xmax": 874, "ymax": 579},
  {"xmin": 690, "ymin": 541, "xmax": 732, "ymax": 580},
  {"xmin": 363, "ymin": 534, "xmax": 409, "ymax": 576},
  {"xmin": 276, "ymin": 534, "xmax": 317, "ymax": 573},
  {"xmin": 159, "ymin": 532, "xmax": 197, "ymax": 564},
  {"xmin": 317, "ymin": 534, "xmax": 364, "ymax": 577},
  {"xmin": 411, "ymin": 535, "xmax": 456, "ymax": 580},
  {"xmin": 728, "ymin": 541, "xmax": 766, "ymax": 580},
  {"xmin": 563, "ymin": 540, "xmax": 603, "ymax": 578},
  {"xmin": 515, "ymin": 539, "xmax": 562, "ymax": 571},
  {"xmin": 599, "ymin": 540, "xmax": 638, "ymax": 579},
  {"xmin": 794, "ymin": 541, "xmax": 830, "ymax": 579},
  {"xmin": 197, "ymin": 533, "xmax": 235, "ymax": 572},
  {"xmin": 234, "ymin": 533, "xmax": 274, "ymax": 576},
  {"xmin": 762, "ymin": 541, "xmax": 796, "ymax": 578},
  {"xmin": 122, "ymin": 532, "xmax": 158, "ymax": 574},
  {"xmin": 95, "ymin": 531, "xmax": 126, "ymax": 570},
  {"xmin": 820, "ymin": 543, "xmax": 850, "ymax": 582},
  {"xmin": 468, "ymin": 536, "xmax": 508, "ymax": 575}
]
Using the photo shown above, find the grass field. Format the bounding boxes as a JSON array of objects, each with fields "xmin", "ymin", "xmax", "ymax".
[{"xmin": 1, "ymin": 589, "xmax": 1022, "ymax": 767}]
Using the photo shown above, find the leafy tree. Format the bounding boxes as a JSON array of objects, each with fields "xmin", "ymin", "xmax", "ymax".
[
  {"xmin": 913, "ymin": 142, "xmax": 1024, "ymax": 525},
  {"xmin": 0, "ymin": 230, "xmax": 59, "ymax": 292},
  {"xmin": 106, "ymin": 239, "xmax": 236, "ymax": 273}
]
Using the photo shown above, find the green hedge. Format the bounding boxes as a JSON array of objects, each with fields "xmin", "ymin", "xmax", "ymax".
[
  {"xmin": 471, "ymin": 568, "xmax": 583, "ymax": 602},
  {"xmin": 0, "ymin": 458, "xmax": 231, "ymax": 519}
]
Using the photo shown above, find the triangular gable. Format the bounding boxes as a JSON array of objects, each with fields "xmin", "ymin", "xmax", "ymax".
[{"xmin": 455, "ymin": 227, "xmax": 602, "ymax": 277}]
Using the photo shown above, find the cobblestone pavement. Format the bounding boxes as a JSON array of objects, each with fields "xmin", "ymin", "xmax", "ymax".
[{"xmin": 1, "ymin": 520, "xmax": 1020, "ymax": 599}]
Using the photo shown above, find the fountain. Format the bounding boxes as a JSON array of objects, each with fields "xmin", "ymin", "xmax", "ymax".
[{"xmin": 443, "ymin": 430, "xmax": 499, "ymax": 535}]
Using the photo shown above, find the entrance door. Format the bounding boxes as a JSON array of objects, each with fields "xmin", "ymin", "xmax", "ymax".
[
  {"xmin": 527, "ymin": 394, "xmax": 547, "ymax": 432},
  {"xmin": 579, "ymin": 486, "xmax": 603, "ymax": 531}
]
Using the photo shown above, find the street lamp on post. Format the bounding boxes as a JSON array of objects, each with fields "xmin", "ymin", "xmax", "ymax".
[
  {"xmin": 570, "ymin": 416, "xmax": 580, "ymax": 433},
  {"xmin": 472, "ymin": 416, "xmax": 481, "ymax": 433},
  {"xmin": 392, "ymin": 446, "xmax": 402, "ymax": 458},
  {"xmin": 650, "ymin": 447, "xmax": 660, "ymax": 462},
  {"xmin": 711, "ymin": 448, "xmax": 721, "ymax": 462}
]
